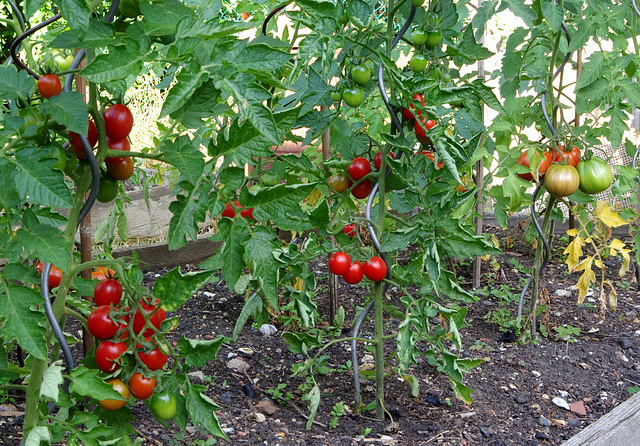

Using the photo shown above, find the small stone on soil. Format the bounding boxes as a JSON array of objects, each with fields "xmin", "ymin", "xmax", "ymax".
[
  {"xmin": 539, "ymin": 415, "xmax": 551, "ymax": 427},
  {"xmin": 226, "ymin": 358, "xmax": 250, "ymax": 373},
  {"xmin": 618, "ymin": 337, "xmax": 633, "ymax": 349},
  {"xmin": 535, "ymin": 431, "xmax": 551, "ymax": 440},
  {"xmin": 254, "ymin": 399, "xmax": 278, "ymax": 415},
  {"xmin": 480, "ymin": 427, "xmax": 493, "ymax": 437},
  {"xmin": 425, "ymin": 394, "xmax": 441, "ymax": 406},
  {"xmin": 552, "ymin": 397, "xmax": 570, "ymax": 410},
  {"xmin": 241, "ymin": 384, "xmax": 255, "ymax": 398},
  {"xmin": 259, "ymin": 324, "xmax": 278, "ymax": 336},
  {"xmin": 568, "ymin": 418, "xmax": 582, "ymax": 427},
  {"xmin": 569, "ymin": 400, "xmax": 586, "ymax": 416}
]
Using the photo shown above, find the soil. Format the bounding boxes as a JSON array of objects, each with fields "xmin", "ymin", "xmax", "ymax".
[{"xmin": 1, "ymin": 224, "xmax": 640, "ymax": 446}]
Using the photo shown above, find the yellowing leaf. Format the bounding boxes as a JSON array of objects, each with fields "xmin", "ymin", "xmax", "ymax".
[
  {"xmin": 563, "ymin": 237, "xmax": 584, "ymax": 272},
  {"xmin": 575, "ymin": 258, "xmax": 595, "ymax": 303},
  {"xmin": 294, "ymin": 277, "xmax": 304, "ymax": 291},
  {"xmin": 604, "ymin": 280, "xmax": 617, "ymax": 312},
  {"xmin": 594, "ymin": 257, "xmax": 603, "ymax": 268},
  {"xmin": 595, "ymin": 202, "xmax": 628, "ymax": 228},
  {"xmin": 305, "ymin": 188, "xmax": 322, "ymax": 207},
  {"xmin": 566, "ymin": 228, "xmax": 579, "ymax": 237},
  {"xmin": 609, "ymin": 239, "xmax": 626, "ymax": 250}
]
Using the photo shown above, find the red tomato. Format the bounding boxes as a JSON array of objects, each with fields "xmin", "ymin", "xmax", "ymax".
[
  {"xmin": 351, "ymin": 179, "xmax": 372, "ymax": 199},
  {"xmin": 348, "ymin": 157, "xmax": 372, "ymax": 181},
  {"xmin": 414, "ymin": 116, "xmax": 437, "ymax": 146},
  {"xmin": 37, "ymin": 74, "xmax": 61, "ymax": 99},
  {"xmin": 99, "ymin": 378, "xmax": 130, "ymax": 410},
  {"xmin": 552, "ymin": 144, "xmax": 581, "ymax": 167},
  {"xmin": 240, "ymin": 208, "xmax": 254, "ymax": 220},
  {"xmin": 94, "ymin": 278, "xmax": 123, "ymax": 307},
  {"xmin": 342, "ymin": 261, "xmax": 363, "ymax": 284},
  {"xmin": 103, "ymin": 104, "xmax": 134, "ymax": 140},
  {"xmin": 95, "ymin": 340, "xmax": 127, "ymax": 374},
  {"xmin": 132, "ymin": 298, "xmax": 166, "ymax": 336},
  {"xmin": 88, "ymin": 305, "xmax": 120, "ymax": 339},
  {"xmin": 329, "ymin": 252, "xmax": 351, "ymax": 276},
  {"xmin": 137, "ymin": 337, "xmax": 168, "ymax": 371},
  {"xmin": 516, "ymin": 150, "xmax": 553, "ymax": 182},
  {"xmin": 221, "ymin": 201, "xmax": 241, "ymax": 218},
  {"xmin": 374, "ymin": 151, "xmax": 395, "ymax": 171},
  {"xmin": 93, "ymin": 267, "xmax": 116, "ymax": 281},
  {"xmin": 344, "ymin": 223, "xmax": 356, "ymax": 237},
  {"xmin": 421, "ymin": 150, "xmax": 443, "ymax": 169},
  {"xmin": 128, "ymin": 372, "xmax": 156, "ymax": 400},
  {"xmin": 402, "ymin": 93, "xmax": 425, "ymax": 121},
  {"xmin": 70, "ymin": 120, "xmax": 98, "ymax": 159},
  {"xmin": 363, "ymin": 256, "xmax": 387, "ymax": 282},
  {"xmin": 35, "ymin": 261, "xmax": 63, "ymax": 289},
  {"xmin": 107, "ymin": 156, "xmax": 134, "ymax": 181},
  {"xmin": 105, "ymin": 137, "xmax": 131, "ymax": 163}
]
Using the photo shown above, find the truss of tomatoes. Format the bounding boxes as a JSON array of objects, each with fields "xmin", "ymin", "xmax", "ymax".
[
  {"xmin": 329, "ymin": 252, "xmax": 388, "ymax": 284},
  {"xmin": 220, "ymin": 200, "xmax": 255, "ymax": 220}
]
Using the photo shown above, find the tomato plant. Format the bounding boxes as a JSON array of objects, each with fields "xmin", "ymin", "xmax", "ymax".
[
  {"xmin": 221, "ymin": 201, "xmax": 241, "ymax": 218},
  {"xmin": 421, "ymin": 150, "xmax": 443, "ymax": 170},
  {"xmin": 128, "ymin": 372, "xmax": 156, "ymax": 400},
  {"xmin": 343, "ymin": 223, "xmax": 356, "ymax": 237},
  {"xmin": 342, "ymin": 261, "xmax": 363, "ymax": 284},
  {"xmin": 414, "ymin": 116, "xmax": 436, "ymax": 146},
  {"xmin": 107, "ymin": 156, "xmax": 134, "ymax": 181},
  {"xmin": 552, "ymin": 144, "xmax": 581, "ymax": 167},
  {"xmin": 69, "ymin": 120, "xmax": 98, "ymax": 159},
  {"xmin": 342, "ymin": 86, "xmax": 364, "ymax": 107},
  {"xmin": 94, "ymin": 278, "xmax": 123, "ymax": 307},
  {"xmin": 329, "ymin": 252, "xmax": 351, "ymax": 276},
  {"xmin": 149, "ymin": 392, "xmax": 176, "ymax": 421},
  {"xmin": 544, "ymin": 164, "xmax": 580, "ymax": 198},
  {"xmin": 577, "ymin": 156, "xmax": 614, "ymax": 194},
  {"xmin": 103, "ymin": 104, "xmax": 134, "ymax": 140},
  {"xmin": 106, "ymin": 137, "xmax": 131, "ymax": 162},
  {"xmin": 37, "ymin": 74, "xmax": 61, "ymax": 99},
  {"xmin": 516, "ymin": 150, "xmax": 553, "ymax": 181},
  {"xmin": 87, "ymin": 306, "xmax": 120, "ymax": 339},
  {"xmin": 374, "ymin": 151, "xmax": 395, "ymax": 171},
  {"xmin": 240, "ymin": 207, "xmax": 254, "ymax": 220},
  {"xmin": 99, "ymin": 379, "xmax": 130, "ymax": 411},
  {"xmin": 348, "ymin": 157, "xmax": 371, "ymax": 181},
  {"xmin": 95, "ymin": 341, "xmax": 127, "ymax": 374},
  {"xmin": 363, "ymin": 256, "xmax": 387, "ymax": 282},
  {"xmin": 402, "ymin": 93, "xmax": 425, "ymax": 121}
]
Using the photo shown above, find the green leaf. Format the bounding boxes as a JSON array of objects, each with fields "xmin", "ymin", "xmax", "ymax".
[
  {"xmin": 576, "ymin": 52, "xmax": 605, "ymax": 90},
  {"xmin": 218, "ymin": 217, "xmax": 248, "ymax": 291},
  {"xmin": 305, "ymin": 384, "xmax": 321, "ymax": 429},
  {"xmin": 503, "ymin": 0, "xmax": 538, "ymax": 25},
  {"xmin": 176, "ymin": 336, "xmax": 224, "ymax": 368},
  {"xmin": 346, "ymin": 0, "xmax": 372, "ymax": 28},
  {"xmin": 40, "ymin": 364, "xmax": 64, "ymax": 402},
  {"xmin": 167, "ymin": 182, "xmax": 209, "ymax": 250},
  {"xmin": 231, "ymin": 42, "xmax": 293, "ymax": 72},
  {"xmin": 457, "ymin": 27, "xmax": 494, "ymax": 60},
  {"xmin": 0, "ymin": 65, "xmax": 35, "ymax": 101},
  {"xmin": 57, "ymin": 0, "xmax": 91, "ymax": 39},
  {"xmin": 186, "ymin": 388, "xmax": 228, "ymax": 440},
  {"xmin": 233, "ymin": 292, "xmax": 263, "ymax": 339},
  {"xmin": 24, "ymin": 426, "xmax": 50, "ymax": 446},
  {"xmin": 154, "ymin": 268, "xmax": 217, "ymax": 311},
  {"xmin": 161, "ymin": 135, "xmax": 205, "ymax": 186},
  {"xmin": 244, "ymin": 227, "xmax": 281, "ymax": 308},
  {"xmin": 80, "ymin": 46, "xmax": 145, "ymax": 83},
  {"xmin": 25, "ymin": 0, "xmax": 47, "ymax": 18},
  {"xmin": 16, "ymin": 224, "xmax": 70, "ymax": 272},
  {"xmin": 309, "ymin": 199, "xmax": 330, "ymax": 231},
  {"xmin": 540, "ymin": 0, "xmax": 564, "ymax": 31},
  {"xmin": 13, "ymin": 146, "xmax": 74, "ymax": 208},
  {"xmin": 160, "ymin": 67, "xmax": 209, "ymax": 118},
  {"xmin": 69, "ymin": 367, "xmax": 125, "ymax": 400},
  {"xmin": 218, "ymin": 166, "xmax": 245, "ymax": 191},
  {"xmin": 0, "ymin": 285, "xmax": 48, "ymax": 359},
  {"xmin": 451, "ymin": 378, "xmax": 474, "ymax": 404},
  {"xmin": 39, "ymin": 91, "xmax": 88, "ymax": 135},
  {"xmin": 51, "ymin": 19, "xmax": 116, "ymax": 48}
]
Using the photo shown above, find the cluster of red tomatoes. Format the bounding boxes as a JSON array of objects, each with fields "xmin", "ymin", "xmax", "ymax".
[
  {"xmin": 87, "ymin": 276, "xmax": 175, "ymax": 419},
  {"xmin": 401, "ymin": 93, "xmax": 440, "ymax": 148},
  {"xmin": 220, "ymin": 200, "xmax": 254, "ymax": 220},
  {"xmin": 69, "ymin": 103, "xmax": 135, "ymax": 203},
  {"xmin": 516, "ymin": 144, "xmax": 613, "ymax": 198},
  {"xmin": 329, "ymin": 252, "xmax": 388, "ymax": 284}
]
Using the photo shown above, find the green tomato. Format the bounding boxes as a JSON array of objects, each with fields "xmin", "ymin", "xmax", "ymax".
[
  {"xmin": 149, "ymin": 392, "xmax": 176, "ymax": 421},
  {"xmin": 576, "ymin": 156, "xmax": 613, "ymax": 194},
  {"xmin": 425, "ymin": 30, "xmax": 443, "ymax": 48},
  {"xmin": 351, "ymin": 64, "xmax": 370, "ymax": 86},
  {"xmin": 64, "ymin": 152, "xmax": 78, "ymax": 174},
  {"xmin": 262, "ymin": 173, "xmax": 280, "ymax": 186},
  {"xmin": 412, "ymin": 0, "xmax": 425, "ymax": 6},
  {"xmin": 338, "ymin": 11, "xmax": 349, "ymax": 25},
  {"xmin": 442, "ymin": 73, "xmax": 452, "ymax": 83},
  {"xmin": 412, "ymin": 29, "xmax": 428, "ymax": 46},
  {"xmin": 49, "ymin": 144, "xmax": 67, "ymax": 171},
  {"xmin": 342, "ymin": 86, "xmax": 364, "ymax": 107},
  {"xmin": 54, "ymin": 54, "xmax": 74, "ymax": 71},
  {"xmin": 96, "ymin": 174, "xmax": 119, "ymax": 203},
  {"xmin": 409, "ymin": 54, "xmax": 428, "ymax": 73},
  {"xmin": 330, "ymin": 89, "xmax": 343, "ymax": 102},
  {"xmin": 18, "ymin": 109, "xmax": 44, "ymax": 139}
]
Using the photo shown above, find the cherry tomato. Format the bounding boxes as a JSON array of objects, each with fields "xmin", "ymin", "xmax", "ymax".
[
  {"xmin": 409, "ymin": 54, "xmax": 427, "ymax": 73},
  {"xmin": 351, "ymin": 64, "xmax": 371, "ymax": 86},
  {"xmin": 105, "ymin": 137, "xmax": 131, "ymax": 163},
  {"xmin": 402, "ymin": 93, "xmax": 425, "ymax": 121},
  {"xmin": 107, "ymin": 156, "xmax": 134, "ymax": 181},
  {"xmin": 137, "ymin": 337, "xmax": 168, "ymax": 371},
  {"xmin": 344, "ymin": 223, "xmax": 356, "ymax": 237},
  {"xmin": 544, "ymin": 164, "xmax": 580, "ymax": 198},
  {"xmin": 52, "ymin": 51, "xmax": 74, "ymax": 71},
  {"xmin": 414, "ymin": 116, "xmax": 436, "ymax": 146},
  {"xmin": 240, "ymin": 208, "xmax": 254, "ymax": 220},
  {"xmin": 351, "ymin": 179, "xmax": 372, "ymax": 199},
  {"xmin": 221, "ymin": 201, "xmax": 241, "ymax": 218},
  {"xmin": 103, "ymin": 104, "xmax": 134, "ymax": 140},
  {"xmin": 348, "ymin": 157, "xmax": 371, "ymax": 181},
  {"xmin": 95, "ymin": 340, "xmax": 127, "ymax": 374},
  {"xmin": 149, "ymin": 392, "xmax": 176, "ymax": 421},
  {"xmin": 363, "ymin": 256, "xmax": 387, "ymax": 282},
  {"xmin": 132, "ymin": 298, "xmax": 166, "ymax": 336},
  {"xmin": 328, "ymin": 173, "xmax": 352, "ymax": 193},
  {"xmin": 342, "ymin": 261, "xmax": 363, "ymax": 284},
  {"xmin": 49, "ymin": 144, "xmax": 67, "ymax": 171},
  {"xmin": 329, "ymin": 252, "xmax": 351, "ymax": 276},
  {"xmin": 425, "ymin": 30, "xmax": 443, "ymax": 48},
  {"xmin": 342, "ymin": 87, "xmax": 364, "ymax": 107},
  {"xmin": 412, "ymin": 0, "xmax": 425, "ymax": 6},
  {"xmin": 412, "ymin": 29, "xmax": 428, "ymax": 46},
  {"xmin": 330, "ymin": 89, "xmax": 342, "ymax": 102},
  {"xmin": 576, "ymin": 156, "xmax": 613, "ymax": 194},
  {"xmin": 35, "ymin": 261, "xmax": 63, "ymax": 289},
  {"xmin": 94, "ymin": 278, "xmax": 123, "ymax": 307},
  {"xmin": 374, "ymin": 151, "xmax": 395, "ymax": 171},
  {"xmin": 93, "ymin": 267, "xmax": 116, "ymax": 281},
  {"xmin": 96, "ymin": 173, "xmax": 119, "ymax": 203},
  {"xmin": 421, "ymin": 150, "xmax": 443, "ymax": 169},
  {"xmin": 99, "ymin": 378, "xmax": 130, "ymax": 410},
  {"xmin": 88, "ymin": 306, "xmax": 120, "ymax": 340},
  {"xmin": 128, "ymin": 372, "xmax": 156, "ymax": 400},
  {"xmin": 37, "ymin": 74, "xmax": 61, "ymax": 99},
  {"xmin": 70, "ymin": 120, "xmax": 98, "ymax": 159}
]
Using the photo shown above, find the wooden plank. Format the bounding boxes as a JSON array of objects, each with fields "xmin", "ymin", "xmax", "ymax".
[{"xmin": 562, "ymin": 393, "xmax": 640, "ymax": 446}]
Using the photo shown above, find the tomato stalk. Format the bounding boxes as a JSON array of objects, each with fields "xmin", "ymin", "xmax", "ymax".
[{"xmin": 373, "ymin": 280, "xmax": 385, "ymax": 420}]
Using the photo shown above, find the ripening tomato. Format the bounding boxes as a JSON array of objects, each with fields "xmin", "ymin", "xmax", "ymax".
[
  {"xmin": 351, "ymin": 179, "xmax": 372, "ymax": 199},
  {"xmin": 35, "ymin": 261, "xmax": 63, "ymax": 289},
  {"xmin": 93, "ymin": 267, "xmax": 116, "ymax": 281},
  {"xmin": 128, "ymin": 372, "xmax": 156, "ymax": 400},
  {"xmin": 552, "ymin": 144, "xmax": 581, "ymax": 168},
  {"xmin": 103, "ymin": 104, "xmax": 134, "ymax": 140},
  {"xmin": 37, "ymin": 74, "xmax": 61, "ymax": 99},
  {"xmin": 344, "ymin": 223, "xmax": 356, "ymax": 237},
  {"xmin": 421, "ymin": 150, "xmax": 443, "ymax": 170},
  {"xmin": 374, "ymin": 151, "xmax": 395, "ymax": 171},
  {"xmin": 544, "ymin": 164, "xmax": 580, "ymax": 198},
  {"xmin": 414, "ymin": 116, "xmax": 436, "ymax": 146},
  {"xmin": 95, "ymin": 341, "xmax": 127, "ymax": 374},
  {"xmin": 107, "ymin": 156, "xmax": 134, "ymax": 181},
  {"xmin": 329, "ymin": 252, "xmax": 351, "ymax": 276},
  {"xmin": 105, "ymin": 137, "xmax": 131, "ymax": 163},
  {"xmin": 363, "ymin": 256, "xmax": 388, "ymax": 282},
  {"xmin": 328, "ymin": 173, "xmax": 352, "ymax": 193},
  {"xmin": 348, "ymin": 157, "xmax": 371, "ymax": 181},
  {"xmin": 94, "ymin": 278, "xmax": 123, "ymax": 307},
  {"xmin": 342, "ymin": 86, "xmax": 364, "ymax": 107},
  {"xmin": 137, "ymin": 337, "xmax": 168, "ymax": 371},
  {"xmin": 88, "ymin": 305, "xmax": 120, "ymax": 339},
  {"xmin": 576, "ymin": 156, "xmax": 613, "ymax": 194},
  {"xmin": 132, "ymin": 298, "xmax": 166, "ymax": 336},
  {"xmin": 99, "ymin": 378, "xmax": 130, "ymax": 410},
  {"xmin": 516, "ymin": 150, "xmax": 553, "ymax": 182},
  {"xmin": 70, "ymin": 120, "xmax": 98, "ymax": 159},
  {"xmin": 96, "ymin": 174, "xmax": 119, "ymax": 203},
  {"xmin": 342, "ymin": 261, "xmax": 363, "ymax": 284},
  {"xmin": 402, "ymin": 93, "xmax": 425, "ymax": 121}
]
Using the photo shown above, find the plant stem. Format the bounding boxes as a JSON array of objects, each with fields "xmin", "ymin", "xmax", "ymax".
[
  {"xmin": 529, "ymin": 195, "xmax": 555, "ymax": 335},
  {"xmin": 374, "ymin": 280, "xmax": 385, "ymax": 420}
]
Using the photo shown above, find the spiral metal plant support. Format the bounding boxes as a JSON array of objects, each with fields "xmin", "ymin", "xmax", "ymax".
[{"xmin": 517, "ymin": 15, "xmax": 571, "ymax": 324}]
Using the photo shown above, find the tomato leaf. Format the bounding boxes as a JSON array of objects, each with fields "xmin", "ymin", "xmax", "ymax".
[
  {"xmin": 153, "ymin": 268, "xmax": 217, "ymax": 311},
  {"xmin": 232, "ymin": 291, "xmax": 263, "ymax": 340},
  {"xmin": 24, "ymin": 427, "xmax": 50, "ymax": 446},
  {"xmin": 0, "ymin": 285, "xmax": 47, "ymax": 360},
  {"xmin": 186, "ymin": 388, "xmax": 228, "ymax": 440},
  {"xmin": 346, "ymin": 0, "xmax": 373, "ymax": 28},
  {"xmin": 69, "ymin": 368, "xmax": 124, "ymax": 400},
  {"xmin": 0, "ymin": 65, "xmax": 35, "ymax": 101},
  {"xmin": 80, "ymin": 45, "xmax": 145, "ymax": 83},
  {"xmin": 39, "ymin": 92, "xmax": 88, "ymax": 135},
  {"xmin": 176, "ymin": 336, "xmax": 224, "ymax": 368},
  {"xmin": 540, "ymin": 0, "xmax": 564, "ymax": 31},
  {"xmin": 160, "ymin": 67, "xmax": 209, "ymax": 118},
  {"xmin": 40, "ymin": 364, "xmax": 64, "ymax": 402},
  {"xmin": 50, "ymin": 19, "xmax": 115, "ymax": 49},
  {"xmin": 16, "ymin": 225, "xmax": 70, "ymax": 273},
  {"xmin": 217, "ymin": 217, "xmax": 248, "ymax": 292},
  {"xmin": 244, "ymin": 226, "xmax": 281, "ymax": 309},
  {"xmin": 161, "ymin": 135, "xmax": 205, "ymax": 186},
  {"xmin": 167, "ymin": 182, "xmax": 210, "ymax": 250},
  {"xmin": 57, "ymin": 0, "xmax": 91, "ymax": 39}
]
